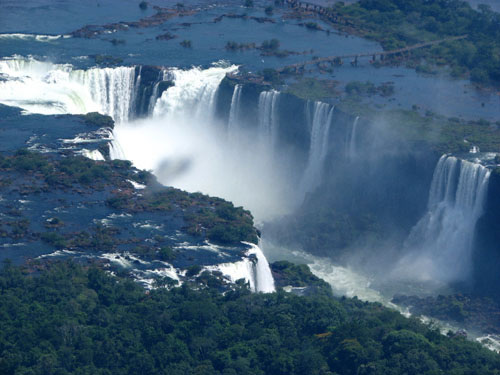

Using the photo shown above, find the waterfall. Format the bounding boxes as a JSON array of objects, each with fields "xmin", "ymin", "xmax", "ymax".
[
  {"xmin": 227, "ymin": 84, "xmax": 242, "ymax": 140},
  {"xmin": 399, "ymin": 155, "xmax": 491, "ymax": 282},
  {"xmin": 257, "ymin": 90, "xmax": 280, "ymax": 148},
  {"xmin": 72, "ymin": 66, "xmax": 136, "ymax": 124},
  {"xmin": 147, "ymin": 69, "xmax": 168, "ymax": 115},
  {"xmin": 0, "ymin": 57, "xmax": 137, "ymax": 123},
  {"xmin": 153, "ymin": 65, "xmax": 237, "ymax": 121},
  {"xmin": 246, "ymin": 242, "xmax": 276, "ymax": 293},
  {"xmin": 131, "ymin": 66, "xmax": 142, "ymax": 119},
  {"xmin": 205, "ymin": 242, "xmax": 275, "ymax": 293},
  {"xmin": 300, "ymin": 101, "xmax": 334, "ymax": 195},
  {"xmin": 0, "ymin": 57, "xmax": 280, "ymax": 291},
  {"xmin": 207, "ymin": 257, "xmax": 257, "ymax": 291},
  {"xmin": 345, "ymin": 116, "xmax": 359, "ymax": 161}
]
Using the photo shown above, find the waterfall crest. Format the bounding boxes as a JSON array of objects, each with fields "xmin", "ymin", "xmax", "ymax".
[
  {"xmin": 300, "ymin": 101, "xmax": 334, "ymax": 195},
  {"xmin": 398, "ymin": 155, "xmax": 491, "ymax": 282}
]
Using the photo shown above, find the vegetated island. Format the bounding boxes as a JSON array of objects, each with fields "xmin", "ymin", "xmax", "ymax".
[{"xmin": 286, "ymin": 0, "xmax": 500, "ymax": 88}]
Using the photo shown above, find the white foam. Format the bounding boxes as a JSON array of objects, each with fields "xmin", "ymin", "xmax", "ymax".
[
  {"xmin": 0, "ymin": 57, "xmax": 136, "ymax": 123},
  {"xmin": 0, "ymin": 33, "xmax": 70, "ymax": 42},
  {"xmin": 81, "ymin": 149, "xmax": 105, "ymax": 161},
  {"xmin": 127, "ymin": 179, "xmax": 146, "ymax": 189},
  {"xmin": 37, "ymin": 249, "xmax": 79, "ymax": 258},
  {"xmin": 205, "ymin": 257, "xmax": 256, "ymax": 291}
]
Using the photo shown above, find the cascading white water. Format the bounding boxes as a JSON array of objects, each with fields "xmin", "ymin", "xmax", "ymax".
[
  {"xmin": 72, "ymin": 66, "xmax": 136, "ymax": 124},
  {"xmin": 257, "ymin": 90, "xmax": 280, "ymax": 148},
  {"xmin": 116, "ymin": 64, "xmax": 238, "ymax": 173},
  {"xmin": 0, "ymin": 56, "xmax": 279, "ymax": 290},
  {"xmin": 0, "ymin": 58, "xmax": 95, "ymax": 115},
  {"xmin": 206, "ymin": 256, "xmax": 257, "ymax": 291},
  {"xmin": 227, "ymin": 84, "xmax": 242, "ymax": 141},
  {"xmin": 246, "ymin": 242, "xmax": 276, "ymax": 293},
  {"xmin": 300, "ymin": 101, "xmax": 334, "ymax": 195},
  {"xmin": 113, "ymin": 63, "xmax": 295, "ymax": 221},
  {"xmin": 0, "ymin": 33, "xmax": 71, "ymax": 42},
  {"xmin": 0, "ymin": 57, "xmax": 137, "ymax": 123},
  {"xmin": 396, "ymin": 155, "xmax": 491, "ymax": 282},
  {"xmin": 205, "ymin": 242, "xmax": 275, "ymax": 293},
  {"xmin": 153, "ymin": 65, "xmax": 236, "ymax": 121},
  {"xmin": 345, "ymin": 116, "xmax": 359, "ymax": 161}
]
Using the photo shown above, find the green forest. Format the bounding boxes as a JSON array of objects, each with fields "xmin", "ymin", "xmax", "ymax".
[
  {"xmin": 332, "ymin": 0, "xmax": 500, "ymax": 86},
  {"xmin": 1, "ymin": 261, "xmax": 499, "ymax": 375}
]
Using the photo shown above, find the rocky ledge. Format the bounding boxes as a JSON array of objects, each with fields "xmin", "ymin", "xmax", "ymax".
[{"xmin": 0, "ymin": 105, "xmax": 263, "ymax": 291}]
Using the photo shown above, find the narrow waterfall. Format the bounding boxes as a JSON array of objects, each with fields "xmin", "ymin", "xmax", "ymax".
[
  {"xmin": 131, "ymin": 66, "xmax": 142, "ymax": 119},
  {"xmin": 257, "ymin": 90, "xmax": 280, "ymax": 148},
  {"xmin": 400, "ymin": 155, "xmax": 491, "ymax": 282},
  {"xmin": 0, "ymin": 57, "xmax": 137, "ymax": 123},
  {"xmin": 345, "ymin": 116, "xmax": 359, "ymax": 161},
  {"xmin": 246, "ymin": 242, "xmax": 276, "ymax": 293},
  {"xmin": 205, "ymin": 242, "xmax": 275, "ymax": 293},
  {"xmin": 147, "ymin": 69, "xmax": 168, "ymax": 115},
  {"xmin": 300, "ymin": 101, "xmax": 334, "ymax": 195},
  {"xmin": 227, "ymin": 84, "xmax": 242, "ymax": 140}
]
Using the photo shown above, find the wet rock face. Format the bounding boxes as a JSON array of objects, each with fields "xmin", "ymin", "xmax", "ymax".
[
  {"xmin": 0, "ymin": 104, "xmax": 259, "ymax": 289},
  {"xmin": 473, "ymin": 170, "xmax": 500, "ymax": 298},
  {"xmin": 132, "ymin": 66, "xmax": 174, "ymax": 118}
]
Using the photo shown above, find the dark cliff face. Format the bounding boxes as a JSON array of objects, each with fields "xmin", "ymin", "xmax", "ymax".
[
  {"xmin": 322, "ymin": 116, "xmax": 440, "ymax": 241},
  {"xmin": 216, "ymin": 77, "xmax": 443, "ymax": 259},
  {"xmin": 215, "ymin": 77, "xmax": 311, "ymax": 161},
  {"xmin": 214, "ymin": 77, "xmax": 500, "ymax": 298},
  {"xmin": 133, "ymin": 65, "xmax": 173, "ymax": 118},
  {"xmin": 265, "ymin": 133, "xmax": 440, "ymax": 260},
  {"xmin": 473, "ymin": 169, "xmax": 500, "ymax": 298}
]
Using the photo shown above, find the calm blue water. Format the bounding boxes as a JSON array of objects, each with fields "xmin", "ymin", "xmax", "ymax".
[
  {"xmin": 329, "ymin": 64, "xmax": 500, "ymax": 121},
  {"xmin": 0, "ymin": 1, "xmax": 380, "ymax": 70},
  {"xmin": 1, "ymin": 0, "xmax": 498, "ymax": 119},
  {"xmin": 0, "ymin": 0, "xmax": 155, "ymax": 34}
]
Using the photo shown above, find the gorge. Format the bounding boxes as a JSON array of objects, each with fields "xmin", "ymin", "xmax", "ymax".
[
  {"xmin": 1, "ymin": 55, "xmax": 499, "ymax": 306},
  {"xmin": 2, "ymin": 1, "xmax": 500, "ymax": 370}
]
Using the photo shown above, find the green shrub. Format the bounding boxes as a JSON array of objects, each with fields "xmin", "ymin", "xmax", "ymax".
[{"xmin": 40, "ymin": 232, "xmax": 67, "ymax": 249}]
